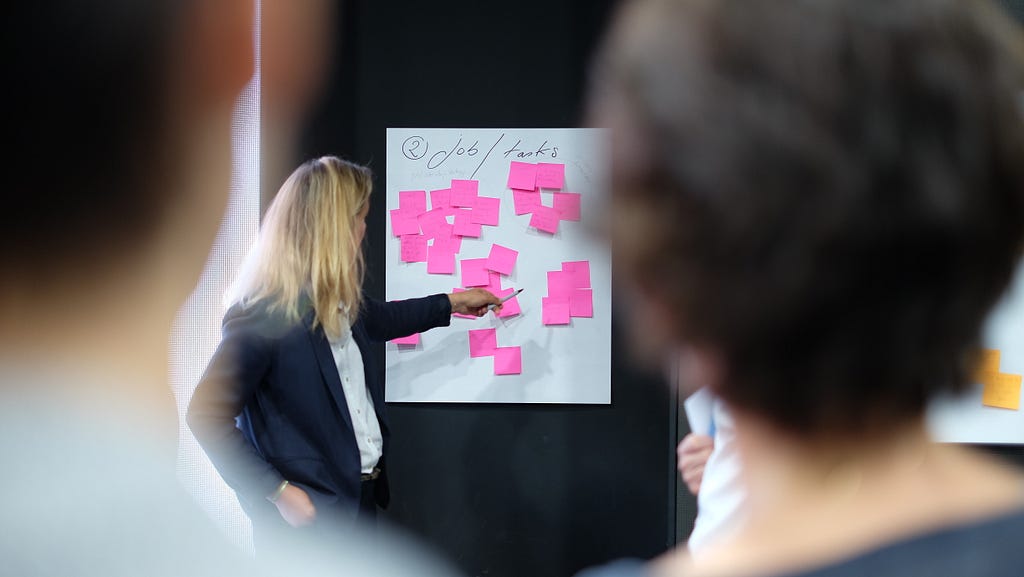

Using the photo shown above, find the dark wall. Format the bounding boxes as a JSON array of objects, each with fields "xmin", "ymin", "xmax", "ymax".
[{"xmin": 295, "ymin": 2, "xmax": 675, "ymax": 577}]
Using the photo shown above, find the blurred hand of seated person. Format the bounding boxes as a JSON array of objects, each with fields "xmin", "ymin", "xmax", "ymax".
[
  {"xmin": 579, "ymin": 0, "xmax": 1024, "ymax": 576},
  {"xmin": 678, "ymin": 433, "xmax": 714, "ymax": 495}
]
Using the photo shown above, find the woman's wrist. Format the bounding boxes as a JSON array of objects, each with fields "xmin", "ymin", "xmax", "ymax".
[{"xmin": 267, "ymin": 479, "xmax": 289, "ymax": 503}]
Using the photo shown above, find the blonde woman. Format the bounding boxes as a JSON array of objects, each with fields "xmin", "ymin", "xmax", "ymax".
[{"xmin": 188, "ymin": 156, "xmax": 499, "ymax": 550}]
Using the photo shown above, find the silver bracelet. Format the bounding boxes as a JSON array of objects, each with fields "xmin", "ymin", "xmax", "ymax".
[{"xmin": 267, "ymin": 480, "xmax": 289, "ymax": 503}]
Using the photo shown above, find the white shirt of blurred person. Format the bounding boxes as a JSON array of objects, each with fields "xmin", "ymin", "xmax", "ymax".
[
  {"xmin": 0, "ymin": 1, "xmax": 462, "ymax": 576},
  {"xmin": 678, "ymin": 398, "xmax": 746, "ymax": 555}
]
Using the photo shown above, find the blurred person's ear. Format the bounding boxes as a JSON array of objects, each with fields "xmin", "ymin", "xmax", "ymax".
[{"xmin": 677, "ymin": 345, "xmax": 724, "ymax": 397}]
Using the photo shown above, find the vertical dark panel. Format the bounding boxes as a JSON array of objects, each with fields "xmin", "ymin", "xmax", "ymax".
[{"xmin": 297, "ymin": 2, "xmax": 674, "ymax": 577}]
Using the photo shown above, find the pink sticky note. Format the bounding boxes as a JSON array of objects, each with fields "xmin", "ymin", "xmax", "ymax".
[
  {"xmin": 570, "ymin": 289, "xmax": 594, "ymax": 318},
  {"xmin": 451, "ymin": 179, "xmax": 480, "ymax": 207},
  {"xmin": 453, "ymin": 211, "xmax": 482, "ymax": 237},
  {"xmin": 485, "ymin": 272, "xmax": 504, "ymax": 295},
  {"xmin": 547, "ymin": 271, "xmax": 575, "ymax": 298},
  {"xmin": 512, "ymin": 189, "xmax": 540, "ymax": 215},
  {"xmin": 542, "ymin": 297, "xmax": 571, "ymax": 325},
  {"xmin": 418, "ymin": 209, "xmax": 450, "ymax": 239},
  {"xmin": 399, "ymin": 190, "xmax": 428, "ymax": 215},
  {"xmin": 400, "ymin": 235, "xmax": 428, "ymax": 263},
  {"xmin": 496, "ymin": 288, "xmax": 521, "ymax": 318},
  {"xmin": 552, "ymin": 192, "xmax": 581, "ymax": 222},
  {"xmin": 493, "ymin": 347, "xmax": 523, "ymax": 375},
  {"xmin": 562, "ymin": 260, "xmax": 592, "ymax": 289},
  {"xmin": 391, "ymin": 333, "xmax": 420, "ymax": 346},
  {"xmin": 450, "ymin": 288, "xmax": 477, "ymax": 319},
  {"xmin": 430, "ymin": 188, "xmax": 451, "ymax": 210},
  {"xmin": 461, "ymin": 258, "xmax": 490, "ymax": 287},
  {"xmin": 535, "ymin": 163, "xmax": 566, "ymax": 189},
  {"xmin": 390, "ymin": 209, "xmax": 420, "ymax": 237},
  {"xmin": 468, "ymin": 328, "xmax": 498, "ymax": 358},
  {"xmin": 426, "ymin": 245, "xmax": 455, "ymax": 275},
  {"xmin": 507, "ymin": 161, "xmax": 537, "ymax": 191},
  {"xmin": 529, "ymin": 205, "xmax": 561, "ymax": 234},
  {"xmin": 431, "ymin": 229, "xmax": 463, "ymax": 254},
  {"xmin": 471, "ymin": 196, "xmax": 501, "ymax": 226},
  {"xmin": 486, "ymin": 244, "xmax": 518, "ymax": 275}
]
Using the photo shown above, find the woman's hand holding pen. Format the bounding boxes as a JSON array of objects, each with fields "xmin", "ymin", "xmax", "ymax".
[{"xmin": 449, "ymin": 288, "xmax": 503, "ymax": 317}]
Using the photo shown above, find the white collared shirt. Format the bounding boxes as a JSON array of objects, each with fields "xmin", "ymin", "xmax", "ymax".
[{"xmin": 326, "ymin": 311, "xmax": 383, "ymax": 474}]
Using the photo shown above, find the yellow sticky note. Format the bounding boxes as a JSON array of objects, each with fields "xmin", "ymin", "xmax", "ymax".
[
  {"xmin": 976, "ymin": 349, "xmax": 1001, "ymax": 375},
  {"xmin": 981, "ymin": 373, "xmax": 1022, "ymax": 411}
]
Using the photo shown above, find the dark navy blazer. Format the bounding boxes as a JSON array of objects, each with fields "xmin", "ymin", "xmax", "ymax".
[{"xmin": 187, "ymin": 294, "xmax": 452, "ymax": 524}]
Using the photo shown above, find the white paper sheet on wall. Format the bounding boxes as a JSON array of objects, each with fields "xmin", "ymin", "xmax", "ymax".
[
  {"xmin": 384, "ymin": 128, "xmax": 612, "ymax": 404},
  {"xmin": 927, "ymin": 260, "xmax": 1024, "ymax": 444}
]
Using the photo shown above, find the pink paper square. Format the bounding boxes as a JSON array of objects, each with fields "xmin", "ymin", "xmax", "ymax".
[
  {"xmin": 400, "ymin": 235, "xmax": 428, "ymax": 263},
  {"xmin": 487, "ymin": 244, "xmax": 518, "ymax": 275},
  {"xmin": 507, "ymin": 161, "xmax": 537, "ymax": 191},
  {"xmin": 496, "ymin": 288, "xmax": 521, "ymax": 318},
  {"xmin": 431, "ymin": 229, "xmax": 463, "ymax": 254},
  {"xmin": 485, "ymin": 272, "xmax": 504, "ymax": 295},
  {"xmin": 450, "ymin": 179, "xmax": 480, "ymax": 207},
  {"xmin": 417, "ymin": 209, "xmax": 450, "ymax": 239},
  {"xmin": 552, "ymin": 192, "xmax": 581, "ymax": 221},
  {"xmin": 390, "ymin": 209, "xmax": 420, "ymax": 237},
  {"xmin": 562, "ymin": 260, "xmax": 592, "ymax": 289},
  {"xmin": 493, "ymin": 347, "xmax": 523, "ymax": 375},
  {"xmin": 471, "ymin": 196, "xmax": 501, "ymax": 226},
  {"xmin": 461, "ymin": 258, "xmax": 490, "ymax": 287},
  {"xmin": 426, "ymin": 245, "xmax": 455, "ymax": 275},
  {"xmin": 547, "ymin": 271, "xmax": 575, "ymax": 298},
  {"xmin": 542, "ymin": 297, "xmax": 571, "ymax": 325},
  {"xmin": 391, "ymin": 333, "xmax": 420, "ymax": 346},
  {"xmin": 399, "ymin": 190, "xmax": 428, "ymax": 215},
  {"xmin": 529, "ymin": 205, "xmax": 561, "ymax": 234},
  {"xmin": 535, "ymin": 163, "xmax": 566, "ymax": 189},
  {"xmin": 468, "ymin": 328, "xmax": 498, "ymax": 358},
  {"xmin": 512, "ymin": 189, "xmax": 540, "ymax": 215},
  {"xmin": 453, "ymin": 211, "xmax": 482, "ymax": 237},
  {"xmin": 430, "ymin": 188, "xmax": 451, "ymax": 210},
  {"xmin": 569, "ymin": 289, "xmax": 594, "ymax": 318}
]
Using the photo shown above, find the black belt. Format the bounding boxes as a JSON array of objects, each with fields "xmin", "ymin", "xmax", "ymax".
[{"xmin": 360, "ymin": 467, "xmax": 381, "ymax": 482}]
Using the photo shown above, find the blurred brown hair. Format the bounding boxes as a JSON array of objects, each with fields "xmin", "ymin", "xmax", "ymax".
[{"xmin": 592, "ymin": 0, "xmax": 1024, "ymax": 437}]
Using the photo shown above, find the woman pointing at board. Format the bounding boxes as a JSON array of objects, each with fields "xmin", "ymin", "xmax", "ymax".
[{"xmin": 188, "ymin": 156, "xmax": 500, "ymax": 551}]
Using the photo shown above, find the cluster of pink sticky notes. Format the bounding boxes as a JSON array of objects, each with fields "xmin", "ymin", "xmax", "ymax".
[
  {"xmin": 505, "ymin": 161, "xmax": 582, "ymax": 235},
  {"xmin": 392, "ymin": 178, "xmax": 506, "ymax": 274},
  {"xmin": 467, "ymin": 328, "xmax": 522, "ymax": 375},
  {"xmin": 453, "ymin": 244, "xmax": 521, "ymax": 318},
  {"xmin": 390, "ymin": 333, "xmax": 420, "ymax": 346},
  {"xmin": 543, "ymin": 260, "xmax": 593, "ymax": 325}
]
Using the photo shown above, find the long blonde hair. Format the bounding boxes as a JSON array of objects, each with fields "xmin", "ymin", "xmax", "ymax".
[{"xmin": 228, "ymin": 156, "xmax": 372, "ymax": 340}]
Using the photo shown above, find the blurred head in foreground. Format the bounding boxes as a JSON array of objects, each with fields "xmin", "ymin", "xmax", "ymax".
[
  {"xmin": 3, "ymin": 0, "xmax": 254, "ymax": 391},
  {"xmin": 591, "ymin": 0, "xmax": 1024, "ymax": 440}
]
